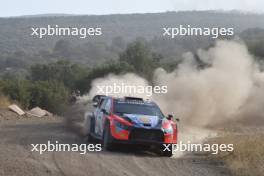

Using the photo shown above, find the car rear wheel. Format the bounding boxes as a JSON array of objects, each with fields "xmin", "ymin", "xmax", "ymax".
[{"xmin": 103, "ymin": 123, "xmax": 114, "ymax": 151}]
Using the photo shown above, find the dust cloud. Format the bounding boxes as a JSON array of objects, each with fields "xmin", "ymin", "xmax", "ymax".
[
  {"xmin": 153, "ymin": 40, "xmax": 264, "ymax": 127},
  {"xmin": 87, "ymin": 73, "xmax": 150, "ymax": 99},
  {"xmin": 86, "ymin": 40, "xmax": 264, "ymax": 127},
  {"xmin": 83, "ymin": 40, "xmax": 264, "ymax": 148}
]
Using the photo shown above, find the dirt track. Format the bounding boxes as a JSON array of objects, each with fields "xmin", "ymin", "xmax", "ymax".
[{"xmin": 0, "ymin": 105, "xmax": 231, "ymax": 176}]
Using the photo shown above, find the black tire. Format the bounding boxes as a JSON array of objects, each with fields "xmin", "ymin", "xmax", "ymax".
[
  {"xmin": 162, "ymin": 150, "xmax": 173, "ymax": 157},
  {"xmin": 161, "ymin": 144, "xmax": 173, "ymax": 157},
  {"xmin": 103, "ymin": 123, "xmax": 114, "ymax": 151}
]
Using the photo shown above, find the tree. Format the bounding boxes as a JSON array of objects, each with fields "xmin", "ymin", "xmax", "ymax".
[
  {"xmin": 53, "ymin": 39, "xmax": 73, "ymax": 58},
  {"xmin": 111, "ymin": 36, "xmax": 126, "ymax": 52},
  {"xmin": 120, "ymin": 40, "xmax": 157, "ymax": 80},
  {"xmin": 77, "ymin": 61, "xmax": 134, "ymax": 93},
  {"xmin": 30, "ymin": 60, "xmax": 88, "ymax": 91}
]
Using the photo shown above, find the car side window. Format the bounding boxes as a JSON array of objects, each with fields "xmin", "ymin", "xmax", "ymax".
[
  {"xmin": 99, "ymin": 99, "xmax": 107, "ymax": 109},
  {"xmin": 104, "ymin": 99, "xmax": 112, "ymax": 113}
]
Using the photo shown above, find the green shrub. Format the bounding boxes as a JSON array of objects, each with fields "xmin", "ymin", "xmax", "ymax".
[
  {"xmin": 77, "ymin": 61, "xmax": 134, "ymax": 93},
  {"xmin": 30, "ymin": 81, "xmax": 69, "ymax": 114},
  {"xmin": 1, "ymin": 79, "xmax": 32, "ymax": 109}
]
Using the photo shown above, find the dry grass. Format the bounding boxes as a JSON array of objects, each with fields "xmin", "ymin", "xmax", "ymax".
[
  {"xmin": 0, "ymin": 95, "xmax": 11, "ymax": 108},
  {"xmin": 210, "ymin": 131, "xmax": 264, "ymax": 176}
]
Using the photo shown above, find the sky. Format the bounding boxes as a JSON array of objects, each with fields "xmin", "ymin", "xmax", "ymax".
[{"xmin": 0, "ymin": 0, "xmax": 263, "ymax": 17}]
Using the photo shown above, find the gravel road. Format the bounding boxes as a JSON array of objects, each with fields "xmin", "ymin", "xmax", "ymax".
[{"xmin": 0, "ymin": 106, "xmax": 231, "ymax": 176}]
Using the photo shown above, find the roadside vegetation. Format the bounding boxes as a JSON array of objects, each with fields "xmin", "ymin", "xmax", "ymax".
[
  {"xmin": 209, "ymin": 130, "xmax": 264, "ymax": 176},
  {"xmin": 0, "ymin": 95, "xmax": 11, "ymax": 108},
  {"xmin": 0, "ymin": 40, "xmax": 164, "ymax": 114},
  {"xmin": 0, "ymin": 28, "xmax": 263, "ymax": 114}
]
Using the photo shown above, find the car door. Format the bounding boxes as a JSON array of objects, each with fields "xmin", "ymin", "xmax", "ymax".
[
  {"xmin": 100, "ymin": 99, "xmax": 112, "ymax": 135},
  {"xmin": 93, "ymin": 98, "xmax": 105, "ymax": 120},
  {"xmin": 95, "ymin": 98, "xmax": 107, "ymax": 136}
]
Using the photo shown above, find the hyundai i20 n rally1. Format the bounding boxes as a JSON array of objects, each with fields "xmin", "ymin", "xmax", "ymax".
[{"xmin": 86, "ymin": 96, "xmax": 178, "ymax": 157}]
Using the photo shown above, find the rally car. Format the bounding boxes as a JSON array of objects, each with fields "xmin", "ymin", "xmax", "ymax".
[{"xmin": 86, "ymin": 95, "xmax": 178, "ymax": 156}]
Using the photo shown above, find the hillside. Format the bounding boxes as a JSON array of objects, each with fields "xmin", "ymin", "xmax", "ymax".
[{"xmin": 1, "ymin": 11, "xmax": 264, "ymax": 53}]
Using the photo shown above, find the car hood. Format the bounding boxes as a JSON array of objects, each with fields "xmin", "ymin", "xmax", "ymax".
[{"xmin": 123, "ymin": 113, "xmax": 162, "ymax": 129}]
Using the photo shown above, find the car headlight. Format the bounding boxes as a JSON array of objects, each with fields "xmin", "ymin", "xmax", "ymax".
[{"xmin": 163, "ymin": 125, "xmax": 173, "ymax": 134}]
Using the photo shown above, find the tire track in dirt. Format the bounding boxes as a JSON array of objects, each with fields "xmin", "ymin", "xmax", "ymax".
[{"xmin": 0, "ymin": 107, "xmax": 231, "ymax": 176}]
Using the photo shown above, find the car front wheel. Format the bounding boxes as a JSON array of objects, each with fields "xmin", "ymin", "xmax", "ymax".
[
  {"xmin": 161, "ymin": 144, "xmax": 173, "ymax": 157},
  {"xmin": 103, "ymin": 123, "xmax": 114, "ymax": 151}
]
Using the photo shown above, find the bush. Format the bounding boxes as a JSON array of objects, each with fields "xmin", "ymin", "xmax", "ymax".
[
  {"xmin": 1, "ymin": 79, "xmax": 32, "ymax": 109},
  {"xmin": 30, "ymin": 81, "xmax": 69, "ymax": 114},
  {"xmin": 30, "ymin": 60, "xmax": 89, "ymax": 91},
  {"xmin": 77, "ymin": 61, "xmax": 134, "ymax": 93},
  {"xmin": 0, "ymin": 77, "xmax": 69, "ymax": 114}
]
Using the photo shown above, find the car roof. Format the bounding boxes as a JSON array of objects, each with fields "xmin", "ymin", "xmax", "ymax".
[{"xmin": 111, "ymin": 96, "xmax": 156, "ymax": 106}]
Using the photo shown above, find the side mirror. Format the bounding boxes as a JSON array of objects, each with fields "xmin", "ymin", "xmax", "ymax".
[
  {"xmin": 167, "ymin": 114, "xmax": 180, "ymax": 122},
  {"xmin": 167, "ymin": 114, "xmax": 173, "ymax": 120},
  {"xmin": 102, "ymin": 109, "xmax": 109, "ymax": 115},
  {"xmin": 93, "ymin": 102, "xmax": 98, "ymax": 107}
]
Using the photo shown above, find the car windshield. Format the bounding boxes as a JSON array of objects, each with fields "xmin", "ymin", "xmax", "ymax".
[{"xmin": 114, "ymin": 101, "xmax": 164, "ymax": 118}]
